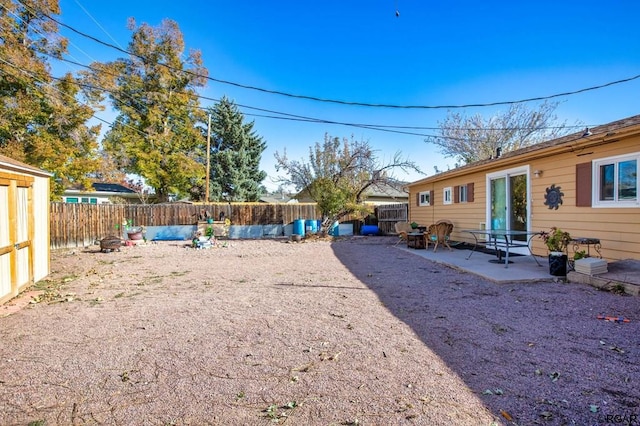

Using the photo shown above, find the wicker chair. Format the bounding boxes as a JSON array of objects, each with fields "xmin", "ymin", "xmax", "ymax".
[
  {"xmin": 394, "ymin": 222, "xmax": 413, "ymax": 246},
  {"xmin": 425, "ymin": 221, "xmax": 454, "ymax": 252}
]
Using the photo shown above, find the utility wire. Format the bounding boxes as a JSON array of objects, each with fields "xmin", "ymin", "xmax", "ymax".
[
  {"xmin": 29, "ymin": 0, "xmax": 640, "ymax": 110},
  {"xmin": 49, "ymin": 54, "xmax": 590, "ymax": 136}
]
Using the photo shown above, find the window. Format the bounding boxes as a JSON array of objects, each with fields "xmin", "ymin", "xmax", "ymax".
[
  {"xmin": 65, "ymin": 196, "xmax": 98, "ymax": 204},
  {"xmin": 443, "ymin": 187, "xmax": 452, "ymax": 205},
  {"xmin": 454, "ymin": 182, "xmax": 474, "ymax": 203},
  {"xmin": 459, "ymin": 185, "xmax": 468, "ymax": 203},
  {"xmin": 593, "ymin": 153, "xmax": 638, "ymax": 207},
  {"xmin": 418, "ymin": 191, "xmax": 431, "ymax": 206}
]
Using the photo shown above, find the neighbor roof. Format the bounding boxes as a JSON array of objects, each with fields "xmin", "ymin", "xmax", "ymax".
[{"xmin": 91, "ymin": 183, "xmax": 136, "ymax": 193}]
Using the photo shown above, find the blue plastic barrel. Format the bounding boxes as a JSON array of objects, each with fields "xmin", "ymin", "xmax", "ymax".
[
  {"xmin": 360, "ymin": 225, "xmax": 379, "ymax": 236},
  {"xmin": 305, "ymin": 219, "xmax": 318, "ymax": 234},
  {"xmin": 329, "ymin": 221, "xmax": 339, "ymax": 236},
  {"xmin": 293, "ymin": 219, "xmax": 305, "ymax": 236}
]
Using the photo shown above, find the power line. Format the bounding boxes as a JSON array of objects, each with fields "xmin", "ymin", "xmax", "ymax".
[
  {"xmin": 0, "ymin": 56, "xmax": 149, "ymax": 141},
  {"xmin": 50, "ymin": 54, "xmax": 588, "ymax": 138},
  {"xmin": 31, "ymin": 1, "xmax": 640, "ymax": 110}
]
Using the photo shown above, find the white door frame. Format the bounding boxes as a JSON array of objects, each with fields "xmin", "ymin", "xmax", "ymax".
[{"xmin": 485, "ymin": 165, "xmax": 532, "ymax": 255}]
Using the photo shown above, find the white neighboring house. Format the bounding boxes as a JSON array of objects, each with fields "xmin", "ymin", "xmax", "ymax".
[{"xmin": 63, "ymin": 182, "xmax": 140, "ymax": 204}]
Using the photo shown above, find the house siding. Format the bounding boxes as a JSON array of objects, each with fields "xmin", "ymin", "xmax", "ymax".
[{"xmin": 408, "ymin": 119, "xmax": 640, "ymax": 262}]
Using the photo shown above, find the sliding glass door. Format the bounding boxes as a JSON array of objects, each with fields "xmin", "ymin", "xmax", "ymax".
[{"xmin": 487, "ymin": 167, "xmax": 531, "ymax": 252}]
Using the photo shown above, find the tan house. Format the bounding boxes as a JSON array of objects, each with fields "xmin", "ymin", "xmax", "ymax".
[
  {"xmin": 407, "ymin": 114, "xmax": 640, "ymax": 262},
  {"xmin": 0, "ymin": 155, "xmax": 51, "ymax": 304}
]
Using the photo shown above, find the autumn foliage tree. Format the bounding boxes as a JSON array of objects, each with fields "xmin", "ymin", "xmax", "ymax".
[
  {"xmin": 0, "ymin": 0, "xmax": 100, "ymax": 197},
  {"xmin": 94, "ymin": 18, "xmax": 208, "ymax": 202},
  {"xmin": 275, "ymin": 134, "xmax": 421, "ymax": 232}
]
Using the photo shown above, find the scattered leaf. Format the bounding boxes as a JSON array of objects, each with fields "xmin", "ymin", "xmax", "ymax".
[
  {"xmin": 482, "ymin": 389, "xmax": 494, "ymax": 395},
  {"xmin": 590, "ymin": 404, "xmax": 599, "ymax": 413},
  {"xmin": 549, "ymin": 372, "xmax": 560, "ymax": 382},
  {"xmin": 500, "ymin": 409, "xmax": 513, "ymax": 421},
  {"xmin": 535, "ymin": 369, "xmax": 542, "ymax": 376},
  {"xmin": 285, "ymin": 401, "xmax": 297, "ymax": 409}
]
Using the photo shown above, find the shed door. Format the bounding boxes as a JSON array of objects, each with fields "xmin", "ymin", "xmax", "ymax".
[
  {"xmin": 0, "ymin": 182, "xmax": 33, "ymax": 303},
  {"xmin": 0, "ymin": 185, "xmax": 10, "ymax": 298}
]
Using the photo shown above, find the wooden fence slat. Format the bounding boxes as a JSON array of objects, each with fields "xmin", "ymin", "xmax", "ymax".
[{"xmin": 49, "ymin": 202, "xmax": 385, "ymax": 249}]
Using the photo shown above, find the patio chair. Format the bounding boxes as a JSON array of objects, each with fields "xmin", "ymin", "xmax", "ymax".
[
  {"xmin": 425, "ymin": 221, "xmax": 454, "ymax": 252},
  {"xmin": 394, "ymin": 222, "xmax": 412, "ymax": 246}
]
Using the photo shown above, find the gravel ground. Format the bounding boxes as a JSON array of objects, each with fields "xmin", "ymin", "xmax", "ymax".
[{"xmin": 0, "ymin": 236, "xmax": 638, "ymax": 426}]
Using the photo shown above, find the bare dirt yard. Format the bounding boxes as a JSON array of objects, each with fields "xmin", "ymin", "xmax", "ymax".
[{"xmin": 1, "ymin": 237, "xmax": 638, "ymax": 426}]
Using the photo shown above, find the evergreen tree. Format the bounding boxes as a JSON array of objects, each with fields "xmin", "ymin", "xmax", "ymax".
[
  {"xmin": 0, "ymin": 0, "xmax": 100, "ymax": 198},
  {"xmin": 206, "ymin": 97, "xmax": 267, "ymax": 202}
]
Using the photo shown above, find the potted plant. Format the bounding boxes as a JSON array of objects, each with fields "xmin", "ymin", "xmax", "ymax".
[
  {"xmin": 123, "ymin": 218, "xmax": 145, "ymax": 241},
  {"xmin": 410, "ymin": 221, "xmax": 419, "ymax": 230},
  {"xmin": 539, "ymin": 227, "xmax": 571, "ymax": 276}
]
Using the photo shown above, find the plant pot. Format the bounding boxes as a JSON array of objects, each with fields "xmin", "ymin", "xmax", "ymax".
[
  {"xmin": 548, "ymin": 254, "xmax": 568, "ymax": 276},
  {"xmin": 126, "ymin": 228, "xmax": 143, "ymax": 240}
]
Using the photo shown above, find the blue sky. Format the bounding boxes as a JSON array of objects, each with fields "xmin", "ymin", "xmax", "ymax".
[{"xmin": 54, "ymin": 0, "xmax": 640, "ymax": 190}]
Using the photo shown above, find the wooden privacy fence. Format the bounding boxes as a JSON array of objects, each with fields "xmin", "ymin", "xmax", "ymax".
[
  {"xmin": 375, "ymin": 203, "xmax": 408, "ymax": 234},
  {"xmin": 50, "ymin": 202, "xmax": 367, "ymax": 249}
]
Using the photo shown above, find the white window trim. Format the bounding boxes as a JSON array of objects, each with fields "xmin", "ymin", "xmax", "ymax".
[
  {"xmin": 443, "ymin": 187, "xmax": 452, "ymax": 205},
  {"xmin": 418, "ymin": 191, "xmax": 431, "ymax": 206},
  {"xmin": 592, "ymin": 152, "xmax": 639, "ymax": 208}
]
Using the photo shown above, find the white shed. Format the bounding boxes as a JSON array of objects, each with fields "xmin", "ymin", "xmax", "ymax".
[{"xmin": 0, "ymin": 154, "xmax": 51, "ymax": 304}]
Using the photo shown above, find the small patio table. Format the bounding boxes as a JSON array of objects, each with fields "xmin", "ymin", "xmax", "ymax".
[
  {"xmin": 462, "ymin": 229, "xmax": 544, "ymax": 268},
  {"xmin": 407, "ymin": 232, "xmax": 426, "ymax": 249}
]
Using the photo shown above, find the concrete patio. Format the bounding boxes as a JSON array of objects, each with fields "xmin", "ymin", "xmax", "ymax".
[
  {"xmin": 398, "ymin": 243, "xmax": 552, "ymax": 283},
  {"xmin": 396, "ymin": 242, "xmax": 640, "ymax": 295}
]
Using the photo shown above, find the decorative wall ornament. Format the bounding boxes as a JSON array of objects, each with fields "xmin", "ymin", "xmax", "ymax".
[{"xmin": 544, "ymin": 184, "xmax": 564, "ymax": 210}]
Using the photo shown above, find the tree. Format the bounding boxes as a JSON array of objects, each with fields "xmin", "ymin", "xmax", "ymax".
[
  {"xmin": 96, "ymin": 18, "xmax": 208, "ymax": 202},
  {"xmin": 275, "ymin": 134, "xmax": 422, "ymax": 232},
  {"xmin": 425, "ymin": 101, "xmax": 578, "ymax": 166},
  {"xmin": 205, "ymin": 97, "xmax": 267, "ymax": 202},
  {"xmin": 0, "ymin": 0, "xmax": 100, "ymax": 198}
]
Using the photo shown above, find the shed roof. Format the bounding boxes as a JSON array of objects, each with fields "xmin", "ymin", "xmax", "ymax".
[{"xmin": 0, "ymin": 154, "xmax": 51, "ymax": 177}]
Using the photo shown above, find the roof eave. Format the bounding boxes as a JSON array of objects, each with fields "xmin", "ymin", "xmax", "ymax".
[{"xmin": 408, "ymin": 116, "xmax": 640, "ymax": 187}]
